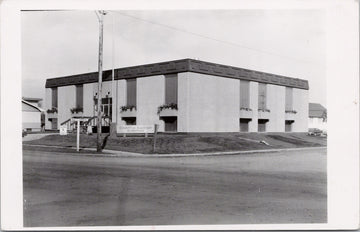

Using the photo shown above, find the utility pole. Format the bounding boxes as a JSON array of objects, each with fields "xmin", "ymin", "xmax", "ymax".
[{"xmin": 95, "ymin": 10, "xmax": 106, "ymax": 152}]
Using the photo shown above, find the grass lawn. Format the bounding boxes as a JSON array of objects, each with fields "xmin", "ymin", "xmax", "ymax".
[{"xmin": 23, "ymin": 132, "xmax": 327, "ymax": 154}]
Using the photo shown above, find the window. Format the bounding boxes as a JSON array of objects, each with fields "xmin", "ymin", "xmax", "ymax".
[
  {"xmin": 240, "ymin": 80, "xmax": 250, "ymax": 108},
  {"xmin": 162, "ymin": 116, "xmax": 177, "ymax": 132},
  {"xmin": 258, "ymin": 83, "xmax": 267, "ymax": 110},
  {"xmin": 258, "ymin": 119, "xmax": 268, "ymax": 132},
  {"xmin": 101, "ymin": 98, "xmax": 112, "ymax": 116},
  {"xmin": 285, "ymin": 120, "xmax": 294, "ymax": 132},
  {"xmin": 165, "ymin": 74, "xmax": 178, "ymax": 104},
  {"xmin": 76, "ymin": 85, "xmax": 83, "ymax": 108},
  {"xmin": 240, "ymin": 118, "xmax": 251, "ymax": 132},
  {"xmin": 123, "ymin": 117, "xmax": 136, "ymax": 125},
  {"xmin": 51, "ymin": 87, "xmax": 58, "ymax": 108},
  {"xmin": 285, "ymin": 87, "xmax": 293, "ymax": 111},
  {"xmin": 94, "ymin": 97, "xmax": 112, "ymax": 116},
  {"xmin": 127, "ymin": 79, "xmax": 137, "ymax": 107}
]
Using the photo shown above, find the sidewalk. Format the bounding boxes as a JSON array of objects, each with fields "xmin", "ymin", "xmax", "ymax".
[
  {"xmin": 23, "ymin": 143, "xmax": 327, "ymax": 158},
  {"xmin": 22, "ymin": 133, "xmax": 55, "ymax": 142}
]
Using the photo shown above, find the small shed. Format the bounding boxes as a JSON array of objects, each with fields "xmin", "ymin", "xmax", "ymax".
[{"xmin": 22, "ymin": 100, "xmax": 45, "ymax": 132}]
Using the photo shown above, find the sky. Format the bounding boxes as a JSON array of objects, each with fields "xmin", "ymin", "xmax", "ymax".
[{"xmin": 21, "ymin": 9, "xmax": 326, "ymax": 107}]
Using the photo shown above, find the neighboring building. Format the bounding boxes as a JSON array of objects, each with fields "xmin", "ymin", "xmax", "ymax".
[
  {"xmin": 22, "ymin": 99, "xmax": 44, "ymax": 132},
  {"xmin": 308, "ymin": 103, "xmax": 327, "ymax": 131},
  {"xmin": 22, "ymin": 97, "xmax": 43, "ymax": 108},
  {"xmin": 44, "ymin": 59, "xmax": 309, "ymax": 133}
]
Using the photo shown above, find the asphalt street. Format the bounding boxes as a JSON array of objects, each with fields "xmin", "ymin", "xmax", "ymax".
[{"xmin": 23, "ymin": 148, "xmax": 327, "ymax": 227}]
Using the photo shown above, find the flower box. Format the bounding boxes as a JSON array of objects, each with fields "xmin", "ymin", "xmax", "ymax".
[
  {"xmin": 159, "ymin": 108, "xmax": 178, "ymax": 117},
  {"xmin": 47, "ymin": 112, "xmax": 58, "ymax": 119},
  {"xmin": 258, "ymin": 109, "xmax": 270, "ymax": 119},
  {"xmin": 240, "ymin": 108, "xmax": 253, "ymax": 118},
  {"xmin": 120, "ymin": 109, "xmax": 137, "ymax": 117}
]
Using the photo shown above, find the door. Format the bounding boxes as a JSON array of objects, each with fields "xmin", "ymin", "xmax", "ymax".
[{"xmin": 51, "ymin": 118, "xmax": 58, "ymax": 130}]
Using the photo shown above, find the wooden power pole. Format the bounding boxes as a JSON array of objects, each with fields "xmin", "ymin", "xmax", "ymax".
[{"xmin": 96, "ymin": 10, "xmax": 106, "ymax": 152}]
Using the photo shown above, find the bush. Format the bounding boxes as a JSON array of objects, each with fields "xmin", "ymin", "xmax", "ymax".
[
  {"xmin": 120, "ymin": 105, "xmax": 136, "ymax": 112},
  {"xmin": 46, "ymin": 107, "xmax": 58, "ymax": 114},
  {"xmin": 157, "ymin": 103, "xmax": 178, "ymax": 114},
  {"xmin": 240, "ymin": 107, "xmax": 252, "ymax": 111},
  {"xmin": 70, "ymin": 107, "xmax": 83, "ymax": 114},
  {"xmin": 258, "ymin": 108, "xmax": 270, "ymax": 113}
]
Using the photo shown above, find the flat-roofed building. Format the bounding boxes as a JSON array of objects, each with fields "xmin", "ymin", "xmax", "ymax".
[
  {"xmin": 22, "ymin": 99, "xmax": 44, "ymax": 132},
  {"xmin": 44, "ymin": 59, "xmax": 309, "ymax": 133},
  {"xmin": 308, "ymin": 103, "xmax": 327, "ymax": 131}
]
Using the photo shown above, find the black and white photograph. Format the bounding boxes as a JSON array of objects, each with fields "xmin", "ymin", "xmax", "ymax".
[{"xmin": 1, "ymin": 0, "xmax": 359, "ymax": 230}]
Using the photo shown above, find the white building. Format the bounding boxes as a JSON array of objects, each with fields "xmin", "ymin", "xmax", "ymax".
[
  {"xmin": 22, "ymin": 99, "xmax": 44, "ymax": 132},
  {"xmin": 308, "ymin": 103, "xmax": 327, "ymax": 131},
  {"xmin": 44, "ymin": 59, "xmax": 309, "ymax": 133}
]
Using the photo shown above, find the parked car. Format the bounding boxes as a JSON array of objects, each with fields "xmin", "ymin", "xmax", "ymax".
[{"xmin": 308, "ymin": 128, "xmax": 323, "ymax": 136}]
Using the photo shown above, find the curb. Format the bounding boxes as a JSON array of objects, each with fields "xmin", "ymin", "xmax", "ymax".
[{"xmin": 23, "ymin": 144, "xmax": 327, "ymax": 158}]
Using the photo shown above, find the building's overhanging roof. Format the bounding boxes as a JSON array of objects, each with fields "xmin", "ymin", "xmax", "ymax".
[
  {"xmin": 22, "ymin": 97, "xmax": 43, "ymax": 102},
  {"xmin": 45, "ymin": 59, "xmax": 309, "ymax": 90},
  {"xmin": 22, "ymin": 100, "xmax": 44, "ymax": 112},
  {"xmin": 309, "ymin": 103, "xmax": 326, "ymax": 118}
]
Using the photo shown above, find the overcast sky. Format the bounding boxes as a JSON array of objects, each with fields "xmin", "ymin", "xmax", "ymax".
[{"xmin": 22, "ymin": 9, "xmax": 326, "ymax": 107}]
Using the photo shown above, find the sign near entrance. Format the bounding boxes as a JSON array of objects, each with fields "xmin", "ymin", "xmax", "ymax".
[
  {"xmin": 59, "ymin": 125, "xmax": 68, "ymax": 135},
  {"xmin": 117, "ymin": 125, "xmax": 155, "ymax": 134}
]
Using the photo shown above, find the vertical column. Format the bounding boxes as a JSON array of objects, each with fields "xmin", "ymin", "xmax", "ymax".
[
  {"xmin": 117, "ymin": 79, "xmax": 127, "ymax": 125},
  {"xmin": 58, "ymin": 85, "xmax": 76, "ymax": 128},
  {"xmin": 44, "ymin": 88, "xmax": 52, "ymax": 130},
  {"xmin": 83, "ymin": 83, "xmax": 94, "ymax": 117},
  {"xmin": 249, "ymin": 81, "xmax": 258, "ymax": 132},
  {"xmin": 267, "ymin": 84, "xmax": 285, "ymax": 132},
  {"xmin": 177, "ymin": 72, "xmax": 189, "ymax": 132},
  {"xmin": 293, "ymin": 88, "xmax": 309, "ymax": 132}
]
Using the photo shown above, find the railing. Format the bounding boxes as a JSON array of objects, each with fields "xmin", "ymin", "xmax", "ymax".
[
  {"xmin": 60, "ymin": 115, "xmax": 111, "ymax": 133},
  {"xmin": 84, "ymin": 115, "xmax": 112, "ymax": 128}
]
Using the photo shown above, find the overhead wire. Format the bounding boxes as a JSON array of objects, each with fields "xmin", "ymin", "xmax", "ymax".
[{"xmin": 110, "ymin": 11, "xmax": 324, "ymax": 67}]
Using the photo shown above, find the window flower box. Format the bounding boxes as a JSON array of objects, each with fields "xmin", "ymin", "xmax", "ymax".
[
  {"xmin": 240, "ymin": 107, "xmax": 253, "ymax": 118},
  {"xmin": 120, "ymin": 105, "xmax": 137, "ymax": 117},
  {"xmin": 46, "ymin": 108, "xmax": 58, "ymax": 118},
  {"xmin": 157, "ymin": 103, "xmax": 178, "ymax": 116},
  {"xmin": 285, "ymin": 110, "xmax": 297, "ymax": 120},
  {"xmin": 70, "ymin": 107, "xmax": 83, "ymax": 117},
  {"xmin": 258, "ymin": 108, "xmax": 270, "ymax": 119}
]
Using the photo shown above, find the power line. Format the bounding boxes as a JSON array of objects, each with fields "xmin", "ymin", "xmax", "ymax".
[{"xmin": 110, "ymin": 11, "xmax": 323, "ymax": 67}]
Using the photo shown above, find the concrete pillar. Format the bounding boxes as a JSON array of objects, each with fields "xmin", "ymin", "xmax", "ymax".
[
  {"xmin": 249, "ymin": 81, "xmax": 258, "ymax": 132},
  {"xmin": 58, "ymin": 85, "xmax": 76, "ymax": 129},
  {"xmin": 178, "ymin": 72, "xmax": 190, "ymax": 132},
  {"xmin": 44, "ymin": 88, "xmax": 52, "ymax": 130},
  {"xmin": 137, "ymin": 75, "xmax": 165, "ymax": 131},
  {"xmin": 83, "ymin": 83, "xmax": 95, "ymax": 117},
  {"xmin": 267, "ymin": 84, "xmax": 285, "ymax": 132},
  {"xmin": 293, "ymin": 88, "xmax": 309, "ymax": 132}
]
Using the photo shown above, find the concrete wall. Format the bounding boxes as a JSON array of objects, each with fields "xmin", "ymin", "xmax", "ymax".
[
  {"xmin": 58, "ymin": 85, "xmax": 76, "ymax": 128},
  {"xmin": 137, "ymin": 75, "xmax": 165, "ymax": 131},
  {"xmin": 45, "ymin": 73, "xmax": 309, "ymax": 133},
  {"xmin": 267, "ymin": 84, "xmax": 286, "ymax": 132},
  {"xmin": 248, "ymin": 81, "xmax": 258, "ymax": 132},
  {"xmin": 293, "ymin": 88, "xmax": 309, "ymax": 132},
  {"xmin": 116, "ymin": 80, "xmax": 127, "ymax": 125},
  {"xmin": 45, "ymin": 88, "xmax": 52, "ymax": 129},
  {"xmin": 178, "ymin": 72, "xmax": 239, "ymax": 132},
  {"xmin": 83, "ymin": 83, "xmax": 95, "ymax": 117}
]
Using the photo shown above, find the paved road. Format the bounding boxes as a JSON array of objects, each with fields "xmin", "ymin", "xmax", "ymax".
[{"xmin": 23, "ymin": 148, "xmax": 327, "ymax": 227}]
